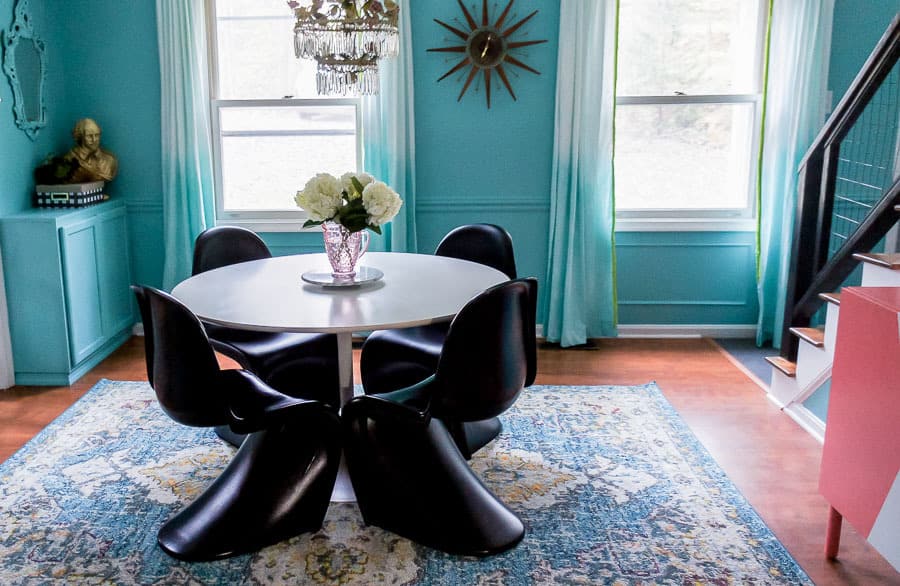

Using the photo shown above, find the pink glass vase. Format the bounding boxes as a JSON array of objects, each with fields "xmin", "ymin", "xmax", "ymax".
[{"xmin": 322, "ymin": 221, "xmax": 369, "ymax": 279}]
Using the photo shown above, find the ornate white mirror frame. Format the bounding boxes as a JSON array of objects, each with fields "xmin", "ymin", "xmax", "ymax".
[{"xmin": 2, "ymin": 0, "xmax": 47, "ymax": 140}]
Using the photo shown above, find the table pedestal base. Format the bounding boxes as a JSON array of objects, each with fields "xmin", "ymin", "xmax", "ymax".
[{"xmin": 332, "ymin": 331, "xmax": 358, "ymax": 502}]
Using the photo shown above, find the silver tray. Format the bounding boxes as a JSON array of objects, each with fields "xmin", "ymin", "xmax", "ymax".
[{"xmin": 301, "ymin": 266, "xmax": 384, "ymax": 288}]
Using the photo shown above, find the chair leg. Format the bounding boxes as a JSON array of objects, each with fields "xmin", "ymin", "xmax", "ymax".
[
  {"xmin": 214, "ymin": 424, "xmax": 246, "ymax": 447},
  {"xmin": 343, "ymin": 402, "xmax": 524, "ymax": 556},
  {"xmin": 158, "ymin": 413, "xmax": 341, "ymax": 561},
  {"xmin": 445, "ymin": 417, "xmax": 503, "ymax": 460},
  {"xmin": 462, "ymin": 417, "xmax": 503, "ymax": 458}
]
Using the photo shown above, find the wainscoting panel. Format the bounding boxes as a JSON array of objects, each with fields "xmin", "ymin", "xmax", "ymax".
[
  {"xmin": 615, "ymin": 231, "xmax": 758, "ymax": 325},
  {"xmin": 416, "ymin": 205, "xmax": 551, "ymax": 297}
]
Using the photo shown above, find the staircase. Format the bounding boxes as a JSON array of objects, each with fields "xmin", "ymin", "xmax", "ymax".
[{"xmin": 767, "ymin": 252, "xmax": 900, "ymax": 441}]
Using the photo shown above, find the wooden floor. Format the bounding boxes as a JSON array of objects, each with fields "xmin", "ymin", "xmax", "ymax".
[{"xmin": 1, "ymin": 336, "xmax": 897, "ymax": 585}]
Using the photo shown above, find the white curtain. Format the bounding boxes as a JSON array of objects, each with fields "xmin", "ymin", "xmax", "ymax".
[
  {"xmin": 362, "ymin": 0, "xmax": 417, "ymax": 252},
  {"xmin": 756, "ymin": 0, "xmax": 835, "ymax": 347},
  {"xmin": 0, "ymin": 244, "xmax": 14, "ymax": 389},
  {"xmin": 544, "ymin": 0, "xmax": 619, "ymax": 347},
  {"xmin": 156, "ymin": 0, "xmax": 216, "ymax": 290}
]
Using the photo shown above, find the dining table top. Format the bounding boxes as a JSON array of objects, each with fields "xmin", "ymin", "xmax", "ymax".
[{"xmin": 170, "ymin": 252, "xmax": 509, "ymax": 334}]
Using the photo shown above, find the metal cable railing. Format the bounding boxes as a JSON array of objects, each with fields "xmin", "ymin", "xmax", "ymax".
[{"xmin": 828, "ymin": 61, "xmax": 899, "ymax": 259}]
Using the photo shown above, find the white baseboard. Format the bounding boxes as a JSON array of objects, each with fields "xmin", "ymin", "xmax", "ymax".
[
  {"xmin": 616, "ymin": 324, "xmax": 757, "ymax": 339},
  {"xmin": 783, "ymin": 403, "xmax": 826, "ymax": 444}
]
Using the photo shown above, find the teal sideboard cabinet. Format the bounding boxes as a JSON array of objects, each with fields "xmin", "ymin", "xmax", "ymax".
[{"xmin": 0, "ymin": 200, "xmax": 134, "ymax": 385}]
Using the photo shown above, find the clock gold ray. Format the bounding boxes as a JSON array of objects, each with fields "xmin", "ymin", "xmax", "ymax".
[{"xmin": 427, "ymin": 0, "xmax": 547, "ymax": 109}]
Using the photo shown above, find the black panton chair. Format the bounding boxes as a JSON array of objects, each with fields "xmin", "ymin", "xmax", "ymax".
[
  {"xmin": 343, "ymin": 278, "xmax": 537, "ymax": 556},
  {"xmin": 192, "ymin": 225, "xmax": 339, "ymax": 407},
  {"xmin": 131, "ymin": 285, "xmax": 341, "ymax": 561},
  {"xmin": 360, "ymin": 223, "xmax": 522, "ymax": 458}
]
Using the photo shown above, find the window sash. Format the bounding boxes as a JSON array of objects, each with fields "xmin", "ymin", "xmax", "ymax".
[
  {"xmin": 614, "ymin": 94, "xmax": 762, "ymax": 219},
  {"xmin": 209, "ymin": 99, "xmax": 362, "ymax": 224},
  {"xmin": 613, "ymin": 0, "xmax": 767, "ymax": 223},
  {"xmin": 205, "ymin": 0, "xmax": 362, "ymax": 229}
]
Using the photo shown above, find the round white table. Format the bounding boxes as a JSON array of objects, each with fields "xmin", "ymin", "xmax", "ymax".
[{"xmin": 171, "ymin": 251, "xmax": 508, "ymax": 500}]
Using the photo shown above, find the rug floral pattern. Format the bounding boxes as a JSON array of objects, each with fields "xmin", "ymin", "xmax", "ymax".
[{"xmin": 0, "ymin": 381, "xmax": 811, "ymax": 584}]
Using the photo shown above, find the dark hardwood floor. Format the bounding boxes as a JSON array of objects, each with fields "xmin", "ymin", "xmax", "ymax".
[{"xmin": 1, "ymin": 336, "xmax": 897, "ymax": 585}]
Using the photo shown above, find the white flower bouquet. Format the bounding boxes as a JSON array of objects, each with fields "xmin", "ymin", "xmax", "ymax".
[{"xmin": 294, "ymin": 171, "xmax": 403, "ymax": 234}]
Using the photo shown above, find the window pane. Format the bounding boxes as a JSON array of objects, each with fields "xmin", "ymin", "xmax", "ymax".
[
  {"xmin": 615, "ymin": 103, "xmax": 755, "ymax": 210},
  {"xmin": 220, "ymin": 105, "xmax": 357, "ymax": 133},
  {"xmin": 617, "ymin": 0, "xmax": 761, "ymax": 96},
  {"xmin": 215, "ymin": 0, "xmax": 318, "ymax": 99},
  {"xmin": 221, "ymin": 135, "xmax": 357, "ymax": 211}
]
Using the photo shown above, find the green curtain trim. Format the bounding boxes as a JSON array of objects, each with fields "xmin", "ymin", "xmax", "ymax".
[
  {"xmin": 755, "ymin": 0, "xmax": 775, "ymax": 281},
  {"xmin": 610, "ymin": 0, "xmax": 621, "ymax": 326}
]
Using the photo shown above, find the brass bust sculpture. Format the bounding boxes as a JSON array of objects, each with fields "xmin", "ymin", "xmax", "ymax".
[{"xmin": 64, "ymin": 118, "xmax": 118, "ymax": 182}]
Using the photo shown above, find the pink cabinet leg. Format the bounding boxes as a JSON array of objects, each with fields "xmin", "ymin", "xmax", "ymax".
[{"xmin": 825, "ymin": 505, "xmax": 843, "ymax": 559}]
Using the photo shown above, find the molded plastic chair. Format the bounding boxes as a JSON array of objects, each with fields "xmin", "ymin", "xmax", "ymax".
[
  {"xmin": 360, "ymin": 224, "xmax": 522, "ymax": 457},
  {"xmin": 192, "ymin": 226, "xmax": 339, "ymax": 407},
  {"xmin": 132, "ymin": 285, "xmax": 341, "ymax": 561},
  {"xmin": 343, "ymin": 278, "xmax": 537, "ymax": 556}
]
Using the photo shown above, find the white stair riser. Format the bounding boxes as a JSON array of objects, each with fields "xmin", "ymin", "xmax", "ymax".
[
  {"xmin": 796, "ymin": 341, "xmax": 830, "ymax": 390},
  {"xmin": 768, "ymin": 369, "xmax": 799, "ymax": 407},
  {"xmin": 861, "ymin": 263, "xmax": 900, "ymax": 287},
  {"xmin": 824, "ymin": 303, "xmax": 839, "ymax": 360}
]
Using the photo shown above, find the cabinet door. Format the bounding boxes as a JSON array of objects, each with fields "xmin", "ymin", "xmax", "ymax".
[
  {"xmin": 59, "ymin": 222, "xmax": 105, "ymax": 364},
  {"xmin": 96, "ymin": 210, "xmax": 133, "ymax": 336}
]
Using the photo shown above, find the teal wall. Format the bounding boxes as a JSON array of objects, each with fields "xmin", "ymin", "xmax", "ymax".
[
  {"xmin": 0, "ymin": 0, "xmax": 64, "ymax": 218},
  {"xmin": 3, "ymin": 1, "xmax": 893, "ymax": 336},
  {"xmin": 53, "ymin": 0, "xmax": 164, "ymax": 289},
  {"xmin": 828, "ymin": 1, "xmax": 898, "ymax": 103}
]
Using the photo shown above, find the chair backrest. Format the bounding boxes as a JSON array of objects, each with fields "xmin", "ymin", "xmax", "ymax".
[
  {"xmin": 140, "ymin": 286, "xmax": 230, "ymax": 427},
  {"xmin": 434, "ymin": 277, "xmax": 537, "ymax": 421},
  {"xmin": 435, "ymin": 224, "xmax": 517, "ymax": 279},
  {"xmin": 192, "ymin": 225, "xmax": 272, "ymax": 276},
  {"xmin": 131, "ymin": 285, "xmax": 155, "ymax": 387}
]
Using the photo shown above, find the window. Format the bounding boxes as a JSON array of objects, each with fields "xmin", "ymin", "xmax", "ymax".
[
  {"xmin": 614, "ymin": 0, "xmax": 767, "ymax": 226},
  {"xmin": 207, "ymin": 0, "xmax": 361, "ymax": 230}
]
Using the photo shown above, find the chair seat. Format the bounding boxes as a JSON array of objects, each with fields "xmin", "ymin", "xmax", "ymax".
[
  {"xmin": 205, "ymin": 323, "xmax": 339, "ymax": 407},
  {"xmin": 360, "ymin": 323, "xmax": 448, "ymax": 395}
]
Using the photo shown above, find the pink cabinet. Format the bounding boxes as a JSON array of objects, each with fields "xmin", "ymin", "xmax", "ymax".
[{"xmin": 819, "ymin": 286, "xmax": 900, "ymax": 572}]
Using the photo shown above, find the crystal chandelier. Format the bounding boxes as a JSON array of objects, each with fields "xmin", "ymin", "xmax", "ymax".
[{"xmin": 288, "ymin": 0, "xmax": 400, "ymax": 96}]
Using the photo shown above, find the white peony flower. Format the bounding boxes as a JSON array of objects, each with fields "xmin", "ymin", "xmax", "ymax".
[
  {"xmin": 295, "ymin": 173, "xmax": 342, "ymax": 221},
  {"xmin": 340, "ymin": 172, "xmax": 375, "ymax": 199},
  {"xmin": 362, "ymin": 181, "xmax": 403, "ymax": 226}
]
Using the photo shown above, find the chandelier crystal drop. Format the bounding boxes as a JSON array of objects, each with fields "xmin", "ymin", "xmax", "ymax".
[{"xmin": 289, "ymin": 1, "xmax": 400, "ymax": 96}]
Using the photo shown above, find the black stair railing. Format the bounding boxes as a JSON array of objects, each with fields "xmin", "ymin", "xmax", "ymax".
[{"xmin": 781, "ymin": 14, "xmax": 900, "ymax": 362}]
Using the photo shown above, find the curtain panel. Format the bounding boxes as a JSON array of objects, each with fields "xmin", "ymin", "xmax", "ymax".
[
  {"xmin": 544, "ymin": 0, "xmax": 619, "ymax": 347},
  {"xmin": 363, "ymin": 0, "xmax": 418, "ymax": 253},
  {"xmin": 756, "ymin": 0, "xmax": 834, "ymax": 347},
  {"xmin": 156, "ymin": 0, "xmax": 216, "ymax": 291}
]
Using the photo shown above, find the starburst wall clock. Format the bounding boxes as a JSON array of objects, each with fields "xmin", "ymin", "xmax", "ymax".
[{"xmin": 428, "ymin": 0, "xmax": 547, "ymax": 109}]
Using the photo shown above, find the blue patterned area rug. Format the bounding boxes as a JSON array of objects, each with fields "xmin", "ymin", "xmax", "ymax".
[{"xmin": 0, "ymin": 380, "xmax": 811, "ymax": 584}]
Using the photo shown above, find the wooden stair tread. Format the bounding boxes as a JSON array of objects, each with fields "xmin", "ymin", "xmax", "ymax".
[
  {"xmin": 819, "ymin": 291, "xmax": 841, "ymax": 305},
  {"xmin": 790, "ymin": 326, "xmax": 825, "ymax": 347},
  {"xmin": 852, "ymin": 252, "xmax": 900, "ymax": 270},
  {"xmin": 765, "ymin": 356, "xmax": 797, "ymax": 377}
]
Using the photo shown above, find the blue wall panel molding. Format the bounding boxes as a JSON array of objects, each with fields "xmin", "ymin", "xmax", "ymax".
[
  {"xmin": 616, "ymin": 233, "xmax": 759, "ymax": 325},
  {"xmin": 417, "ymin": 201, "xmax": 550, "ymax": 212}
]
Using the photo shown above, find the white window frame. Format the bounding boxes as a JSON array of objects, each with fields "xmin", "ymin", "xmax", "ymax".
[
  {"xmin": 614, "ymin": 1, "xmax": 768, "ymax": 232},
  {"xmin": 205, "ymin": 1, "xmax": 363, "ymax": 233}
]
